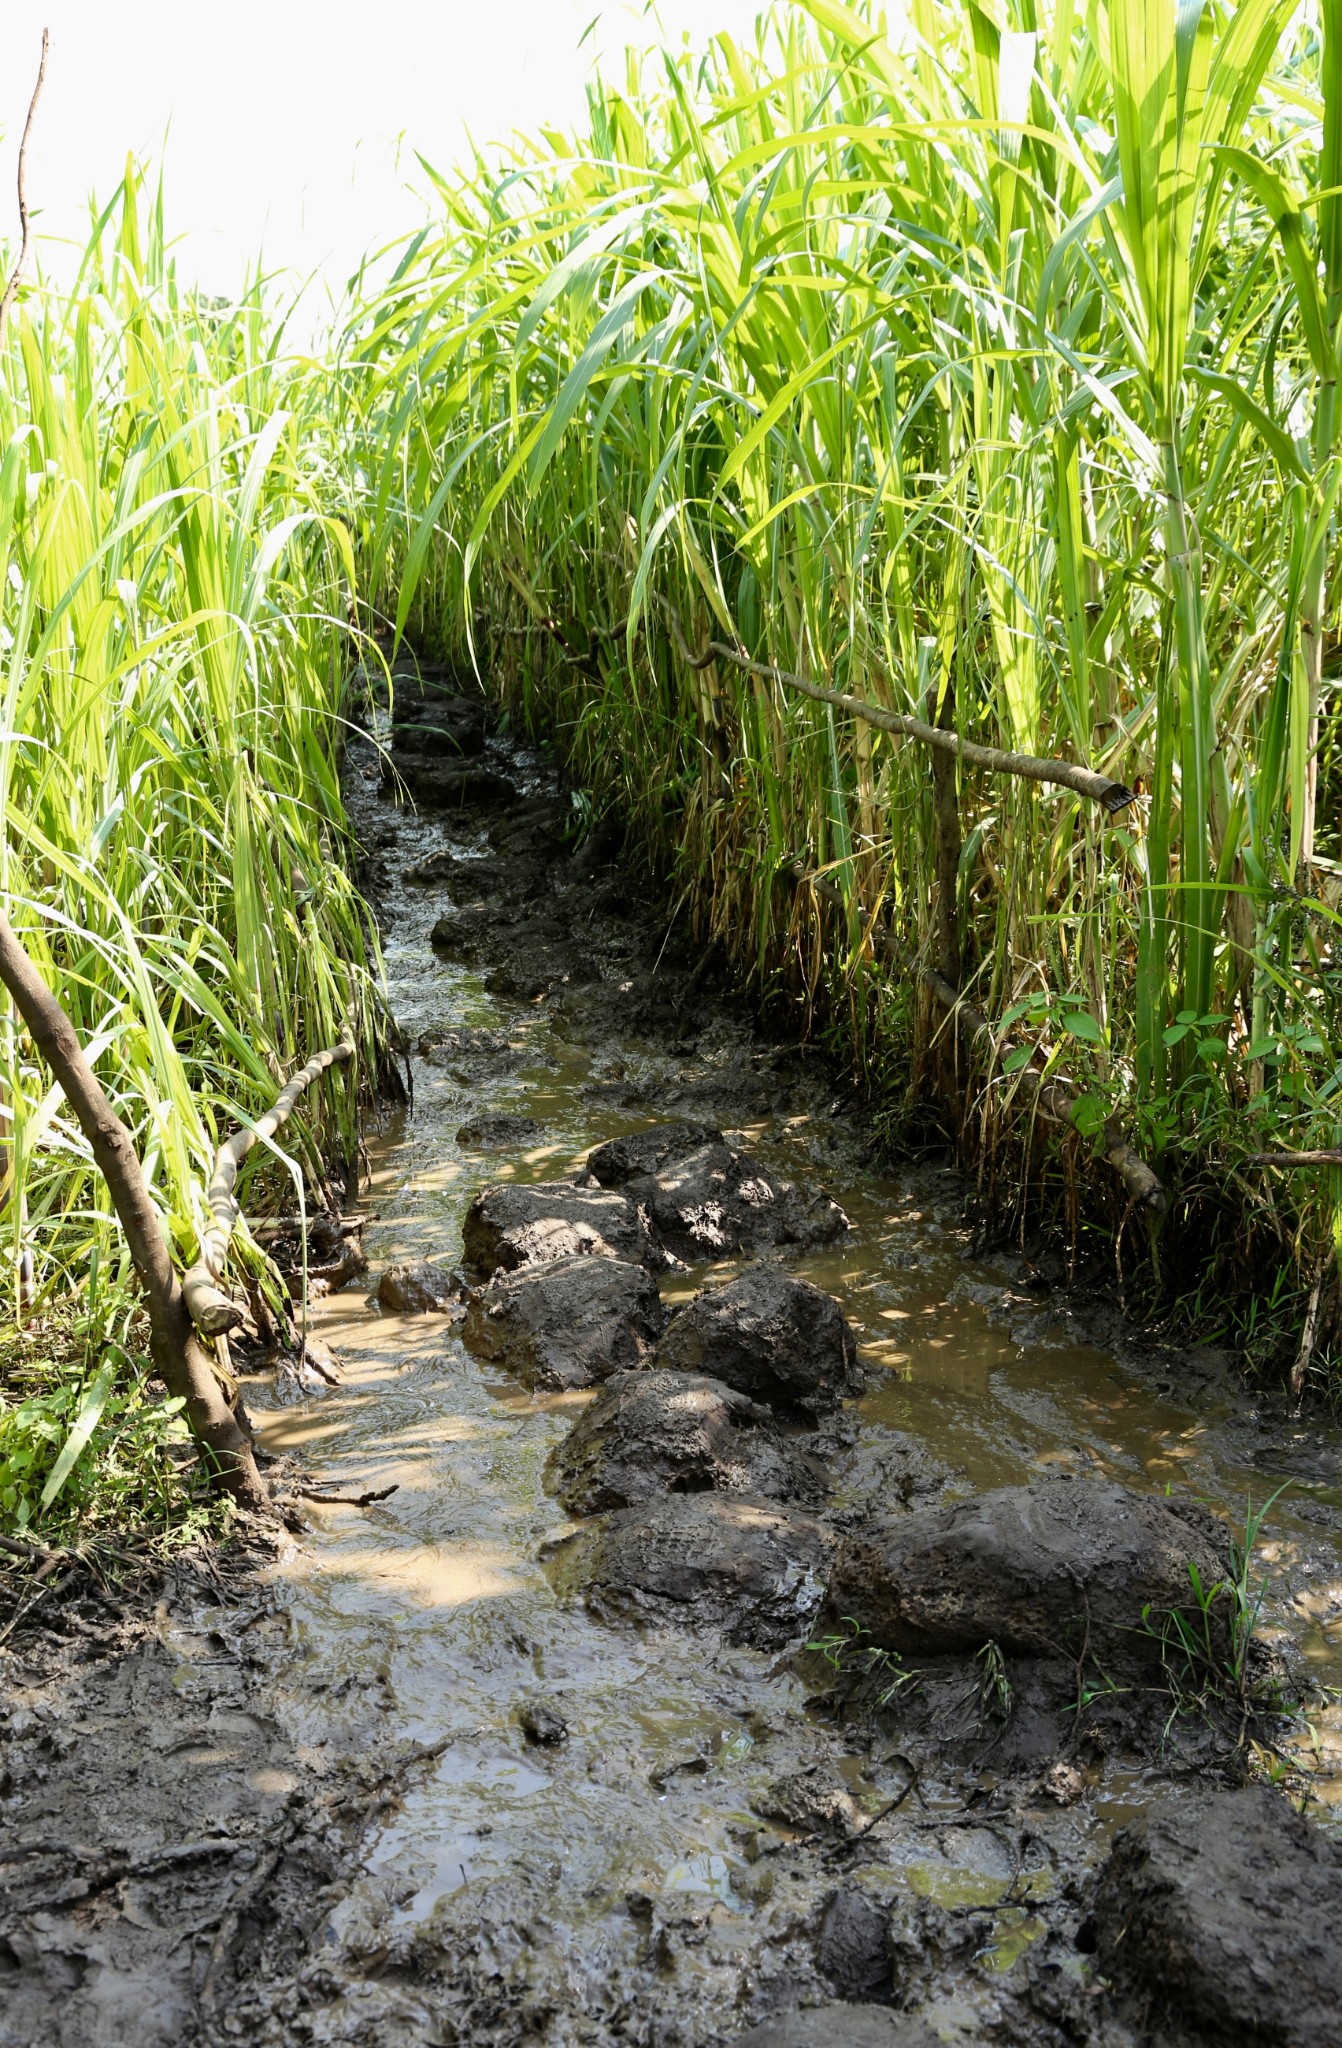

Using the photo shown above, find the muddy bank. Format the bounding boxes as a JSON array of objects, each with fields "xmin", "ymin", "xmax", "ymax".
[
  {"xmin": 6, "ymin": 668, "xmax": 1342, "ymax": 2047},
  {"xmin": 0, "ymin": 1529, "xmax": 410, "ymax": 2048}
]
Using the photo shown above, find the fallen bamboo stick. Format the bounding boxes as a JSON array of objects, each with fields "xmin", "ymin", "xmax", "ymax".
[
  {"xmin": 182, "ymin": 1039, "xmax": 356, "ymax": 1337},
  {"xmin": 657, "ymin": 604, "xmax": 1138, "ymax": 814},
  {"xmin": 1247, "ymin": 1150, "xmax": 1342, "ymax": 1168},
  {"xmin": 496, "ymin": 572, "xmax": 1137, "ymax": 812},
  {"xmin": 921, "ymin": 968, "xmax": 1166, "ymax": 1215}
]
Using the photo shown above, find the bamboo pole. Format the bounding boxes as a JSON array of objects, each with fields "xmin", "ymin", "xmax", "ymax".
[
  {"xmin": 0, "ymin": 915, "xmax": 271, "ymax": 1511},
  {"xmin": 658, "ymin": 605, "xmax": 1139, "ymax": 815}
]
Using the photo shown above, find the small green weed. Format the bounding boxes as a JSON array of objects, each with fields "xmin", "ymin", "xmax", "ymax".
[
  {"xmin": 807, "ymin": 1616, "xmax": 922, "ymax": 1711},
  {"xmin": 1142, "ymin": 1488, "xmax": 1289, "ymax": 1733},
  {"xmin": 975, "ymin": 1640, "xmax": 1014, "ymax": 1724},
  {"xmin": 0, "ymin": 1315, "xmax": 228, "ymax": 1547}
]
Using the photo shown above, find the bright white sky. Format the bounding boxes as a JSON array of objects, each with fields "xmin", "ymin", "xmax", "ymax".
[{"xmin": 0, "ymin": 1, "xmax": 767, "ymax": 314}]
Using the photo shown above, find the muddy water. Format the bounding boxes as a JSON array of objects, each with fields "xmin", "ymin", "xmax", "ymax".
[{"xmin": 246, "ymin": 729, "xmax": 1342, "ymax": 2041}]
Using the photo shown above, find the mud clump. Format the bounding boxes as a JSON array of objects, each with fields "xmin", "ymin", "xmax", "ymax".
[
  {"xmin": 455, "ymin": 1112, "xmax": 545, "ymax": 1148},
  {"xmin": 1086, "ymin": 1786, "xmax": 1342, "ymax": 2046},
  {"xmin": 544, "ymin": 1368, "xmax": 827, "ymax": 1513},
  {"xmin": 733, "ymin": 2007, "xmax": 940, "ymax": 2048},
  {"xmin": 518, "ymin": 1700, "xmax": 568, "ymax": 1746},
  {"xmin": 375, "ymin": 1259, "xmax": 461, "ymax": 1313},
  {"xmin": 429, "ymin": 903, "xmax": 496, "ymax": 960},
  {"xmin": 487, "ymin": 796, "xmax": 568, "ymax": 855},
  {"xmin": 825, "ymin": 1477, "xmax": 1230, "ymax": 1676},
  {"xmin": 412, "ymin": 845, "xmax": 548, "ymax": 905},
  {"xmin": 753, "ymin": 1771, "xmax": 864, "ymax": 1840},
  {"xmin": 405, "ymin": 846, "xmax": 471, "ymax": 887},
  {"xmin": 463, "ymin": 1255, "xmax": 665, "ymax": 1391},
  {"xmin": 484, "ymin": 936, "xmax": 601, "ymax": 1001},
  {"xmin": 387, "ymin": 691, "xmax": 488, "ymax": 759},
  {"xmin": 417, "ymin": 1024, "xmax": 532, "ymax": 1078},
  {"xmin": 586, "ymin": 1121, "xmax": 726, "ymax": 1186},
  {"xmin": 547, "ymin": 1493, "xmax": 834, "ymax": 1648},
  {"xmin": 657, "ymin": 1268, "xmax": 862, "ymax": 1417},
  {"xmin": 587, "ymin": 1123, "xmax": 850, "ymax": 1261},
  {"xmin": 815, "ymin": 1886, "xmax": 894, "ymax": 1999},
  {"xmin": 462, "ymin": 1180, "xmax": 661, "ymax": 1276},
  {"xmin": 387, "ymin": 756, "xmax": 519, "ymax": 807}
]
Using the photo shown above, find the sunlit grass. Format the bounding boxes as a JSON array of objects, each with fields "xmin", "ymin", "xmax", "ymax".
[
  {"xmin": 343, "ymin": 0, "xmax": 1342, "ymax": 1381},
  {"xmin": 0, "ymin": 168, "xmax": 381, "ymax": 1399}
]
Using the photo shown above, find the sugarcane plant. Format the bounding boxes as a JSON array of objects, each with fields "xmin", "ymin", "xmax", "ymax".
[{"xmin": 341, "ymin": 0, "xmax": 1342, "ymax": 1384}]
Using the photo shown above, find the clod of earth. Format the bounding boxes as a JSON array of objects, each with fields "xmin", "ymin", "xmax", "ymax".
[
  {"xmin": 429, "ymin": 904, "xmax": 497, "ymax": 960},
  {"xmin": 387, "ymin": 691, "xmax": 487, "ymax": 758},
  {"xmin": 824, "ymin": 1476, "xmax": 1230, "ymax": 1674},
  {"xmin": 462, "ymin": 1180, "xmax": 662, "ymax": 1276},
  {"xmin": 1085, "ymin": 1785, "xmax": 1342, "ymax": 2048},
  {"xmin": 386, "ymin": 756, "xmax": 519, "ymax": 807},
  {"xmin": 455, "ymin": 1113, "xmax": 545, "ymax": 1148},
  {"xmin": 544, "ymin": 1492, "xmax": 834, "ymax": 1649},
  {"xmin": 586, "ymin": 1126, "xmax": 851, "ymax": 1261},
  {"xmin": 543, "ymin": 1368, "xmax": 828, "ymax": 1512},
  {"xmin": 406, "ymin": 847, "xmax": 469, "ymax": 885},
  {"xmin": 417, "ymin": 1024, "xmax": 530, "ymax": 1075},
  {"xmin": 462, "ymin": 1255, "xmax": 665, "ymax": 1390},
  {"xmin": 752, "ymin": 1770, "xmax": 864, "ymax": 1839},
  {"xmin": 375, "ymin": 1260, "xmax": 462, "ymax": 1314},
  {"xmin": 422, "ymin": 847, "xmax": 548, "ymax": 905},
  {"xmin": 655, "ymin": 1268, "xmax": 863, "ymax": 1416},
  {"xmin": 586, "ymin": 1121, "xmax": 727, "ymax": 1186},
  {"xmin": 484, "ymin": 937, "xmax": 602, "ymax": 1001},
  {"xmin": 732, "ymin": 2005, "xmax": 942, "ymax": 2048},
  {"xmin": 518, "ymin": 1700, "xmax": 568, "ymax": 1746},
  {"xmin": 373, "ymin": 663, "xmax": 475, "ymax": 706},
  {"xmin": 815, "ymin": 1885, "xmax": 895, "ymax": 2001}
]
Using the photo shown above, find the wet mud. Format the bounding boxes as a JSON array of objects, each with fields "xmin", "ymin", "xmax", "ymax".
[{"xmin": 8, "ymin": 673, "xmax": 1342, "ymax": 2045}]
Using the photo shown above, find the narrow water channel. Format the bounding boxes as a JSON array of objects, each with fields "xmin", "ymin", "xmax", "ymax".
[{"xmin": 244, "ymin": 711, "xmax": 1342, "ymax": 2043}]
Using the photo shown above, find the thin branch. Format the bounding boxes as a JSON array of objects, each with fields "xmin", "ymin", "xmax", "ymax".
[
  {"xmin": 0, "ymin": 29, "xmax": 49, "ymax": 348},
  {"xmin": 495, "ymin": 568, "xmax": 1137, "ymax": 812},
  {"xmin": 657, "ymin": 601, "xmax": 1137, "ymax": 814},
  {"xmin": 297, "ymin": 1483, "xmax": 399, "ymax": 1508},
  {"xmin": 182, "ymin": 1038, "xmax": 356, "ymax": 1336},
  {"xmin": 0, "ymin": 1530, "xmax": 58, "ymax": 1566},
  {"xmin": 1247, "ymin": 1150, "xmax": 1342, "ymax": 1168}
]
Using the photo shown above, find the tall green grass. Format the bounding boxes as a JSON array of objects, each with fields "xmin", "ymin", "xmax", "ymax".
[
  {"xmin": 345, "ymin": 0, "xmax": 1342, "ymax": 1380},
  {"xmin": 0, "ymin": 167, "xmax": 378, "ymax": 1470}
]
